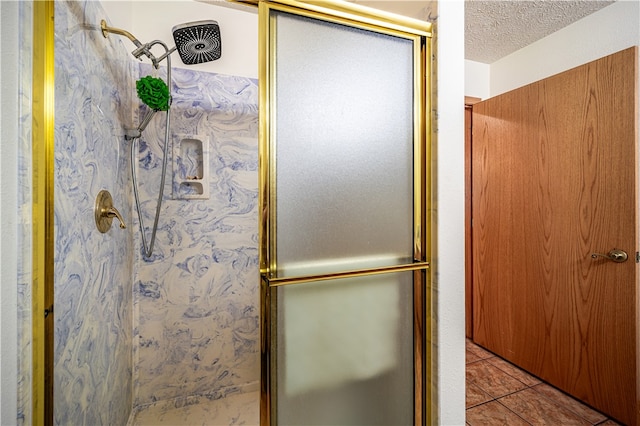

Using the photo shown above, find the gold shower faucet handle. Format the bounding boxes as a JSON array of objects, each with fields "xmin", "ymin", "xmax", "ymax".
[{"xmin": 95, "ymin": 190, "xmax": 126, "ymax": 233}]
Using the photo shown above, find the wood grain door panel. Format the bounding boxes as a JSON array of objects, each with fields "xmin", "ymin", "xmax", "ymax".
[
  {"xmin": 472, "ymin": 47, "xmax": 638, "ymax": 425},
  {"xmin": 465, "ymin": 106, "xmax": 473, "ymax": 339}
]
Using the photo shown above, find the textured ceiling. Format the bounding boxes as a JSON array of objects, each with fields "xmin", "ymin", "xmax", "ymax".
[
  {"xmin": 465, "ymin": 0, "xmax": 615, "ymax": 63},
  {"xmin": 350, "ymin": 0, "xmax": 615, "ymax": 64},
  {"xmin": 209, "ymin": 0, "xmax": 616, "ymax": 64}
]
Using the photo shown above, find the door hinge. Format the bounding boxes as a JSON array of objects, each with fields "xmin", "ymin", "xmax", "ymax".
[
  {"xmin": 44, "ymin": 304, "xmax": 54, "ymax": 319},
  {"xmin": 636, "ymin": 252, "xmax": 639, "ymax": 263}
]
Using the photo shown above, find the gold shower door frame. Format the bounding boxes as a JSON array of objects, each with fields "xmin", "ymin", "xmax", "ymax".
[
  {"xmin": 251, "ymin": 1, "xmax": 433, "ymax": 424},
  {"xmin": 32, "ymin": 1, "xmax": 56, "ymax": 425}
]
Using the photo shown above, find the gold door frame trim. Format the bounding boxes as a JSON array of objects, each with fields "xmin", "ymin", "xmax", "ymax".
[
  {"xmin": 32, "ymin": 1, "xmax": 55, "ymax": 425},
  {"xmin": 236, "ymin": 0, "xmax": 433, "ymax": 424},
  {"xmin": 257, "ymin": 1, "xmax": 431, "ymax": 280},
  {"xmin": 267, "ymin": 262, "xmax": 430, "ymax": 287},
  {"xmin": 418, "ymin": 30, "xmax": 433, "ymax": 426},
  {"xmin": 234, "ymin": 0, "xmax": 432, "ymax": 37}
]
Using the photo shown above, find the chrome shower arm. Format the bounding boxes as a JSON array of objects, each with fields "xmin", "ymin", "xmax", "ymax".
[
  {"xmin": 143, "ymin": 40, "xmax": 174, "ymax": 69},
  {"xmin": 155, "ymin": 46, "xmax": 178, "ymax": 64},
  {"xmin": 100, "ymin": 21, "xmax": 175, "ymax": 69},
  {"xmin": 131, "ymin": 43, "xmax": 154, "ymax": 60}
]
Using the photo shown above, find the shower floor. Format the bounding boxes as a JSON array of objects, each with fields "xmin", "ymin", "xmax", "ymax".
[{"xmin": 131, "ymin": 390, "xmax": 259, "ymax": 426}]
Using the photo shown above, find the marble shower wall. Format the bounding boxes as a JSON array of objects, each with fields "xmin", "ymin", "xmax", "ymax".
[
  {"xmin": 20, "ymin": 0, "xmax": 259, "ymax": 422},
  {"xmin": 133, "ymin": 64, "xmax": 260, "ymax": 407},
  {"xmin": 54, "ymin": 1, "xmax": 135, "ymax": 424},
  {"xmin": 17, "ymin": 1, "xmax": 33, "ymax": 424}
]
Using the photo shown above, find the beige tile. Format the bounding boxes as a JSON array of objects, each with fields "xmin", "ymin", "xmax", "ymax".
[
  {"xmin": 467, "ymin": 382, "xmax": 494, "ymax": 408},
  {"xmin": 467, "ymin": 360, "xmax": 528, "ymax": 398},
  {"xmin": 499, "ymin": 388, "xmax": 591, "ymax": 425},
  {"xmin": 466, "ymin": 340, "xmax": 495, "ymax": 360},
  {"xmin": 466, "ymin": 401, "xmax": 530, "ymax": 426},
  {"xmin": 467, "ymin": 350, "xmax": 481, "ymax": 364},
  {"xmin": 532, "ymin": 383, "xmax": 606, "ymax": 424},
  {"xmin": 486, "ymin": 356, "xmax": 541, "ymax": 387}
]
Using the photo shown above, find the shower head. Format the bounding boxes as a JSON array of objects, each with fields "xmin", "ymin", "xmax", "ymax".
[{"xmin": 172, "ymin": 20, "xmax": 222, "ymax": 65}]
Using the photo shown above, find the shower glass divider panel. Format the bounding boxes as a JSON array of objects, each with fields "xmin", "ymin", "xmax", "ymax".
[{"xmin": 255, "ymin": 1, "xmax": 433, "ymax": 424}]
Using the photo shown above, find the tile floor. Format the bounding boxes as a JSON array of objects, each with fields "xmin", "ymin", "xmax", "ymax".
[
  {"xmin": 466, "ymin": 339, "xmax": 621, "ymax": 425},
  {"xmin": 132, "ymin": 342, "xmax": 621, "ymax": 426}
]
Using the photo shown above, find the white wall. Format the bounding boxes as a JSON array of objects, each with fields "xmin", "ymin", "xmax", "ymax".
[
  {"xmin": 1, "ymin": 2, "xmax": 19, "ymax": 425},
  {"xmin": 464, "ymin": 59, "xmax": 489, "ymax": 100},
  {"xmin": 437, "ymin": 1, "xmax": 466, "ymax": 424},
  {"xmin": 101, "ymin": 0, "xmax": 133, "ymax": 32},
  {"xmin": 103, "ymin": 0, "xmax": 258, "ymax": 79},
  {"xmin": 490, "ymin": 0, "xmax": 639, "ymax": 96}
]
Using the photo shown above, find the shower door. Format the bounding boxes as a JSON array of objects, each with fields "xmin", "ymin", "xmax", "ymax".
[{"xmin": 254, "ymin": 1, "xmax": 432, "ymax": 424}]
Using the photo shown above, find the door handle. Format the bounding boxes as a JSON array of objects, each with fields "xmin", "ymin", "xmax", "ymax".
[{"xmin": 591, "ymin": 249, "xmax": 628, "ymax": 263}]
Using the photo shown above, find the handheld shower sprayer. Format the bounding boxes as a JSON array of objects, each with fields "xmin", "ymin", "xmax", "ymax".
[
  {"xmin": 100, "ymin": 19, "xmax": 176, "ymax": 258},
  {"xmin": 99, "ymin": 18, "xmax": 222, "ymax": 257}
]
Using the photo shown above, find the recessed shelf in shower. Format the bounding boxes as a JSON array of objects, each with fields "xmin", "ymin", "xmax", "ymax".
[{"xmin": 173, "ymin": 134, "xmax": 210, "ymax": 199}]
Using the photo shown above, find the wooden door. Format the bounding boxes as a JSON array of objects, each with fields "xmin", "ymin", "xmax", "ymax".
[
  {"xmin": 472, "ymin": 47, "xmax": 638, "ymax": 425},
  {"xmin": 465, "ymin": 105, "xmax": 474, "ymax": 339}
]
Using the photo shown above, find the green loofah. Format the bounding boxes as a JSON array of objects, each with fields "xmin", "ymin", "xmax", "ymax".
[{"xmin": 136, "ymin": 76, "xmax": 170, "ymax": 111}]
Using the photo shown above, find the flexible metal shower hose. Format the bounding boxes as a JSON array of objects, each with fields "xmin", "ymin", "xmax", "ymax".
[{"xmin": 131, "ymin": 42, "xmax": 172, "ymax": 258}]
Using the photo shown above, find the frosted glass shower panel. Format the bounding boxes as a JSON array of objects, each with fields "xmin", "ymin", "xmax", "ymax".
[
  {"xmin": 275, "ymin": 271, "xmax": 414, "ymax": 425},
  {"xmin": 274, "ymin": 11, "xmax": 415, "ymax": 275}
]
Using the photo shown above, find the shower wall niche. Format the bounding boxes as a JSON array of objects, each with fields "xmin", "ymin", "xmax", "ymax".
[{"xmin": 173, "ymin": 135, "xmax": 210, "ymax": 199}]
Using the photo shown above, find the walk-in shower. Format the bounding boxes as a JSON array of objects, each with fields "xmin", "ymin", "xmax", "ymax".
[{"xmin": 100, "ymin": 19, "xmax": 221, "ymax": 257}]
